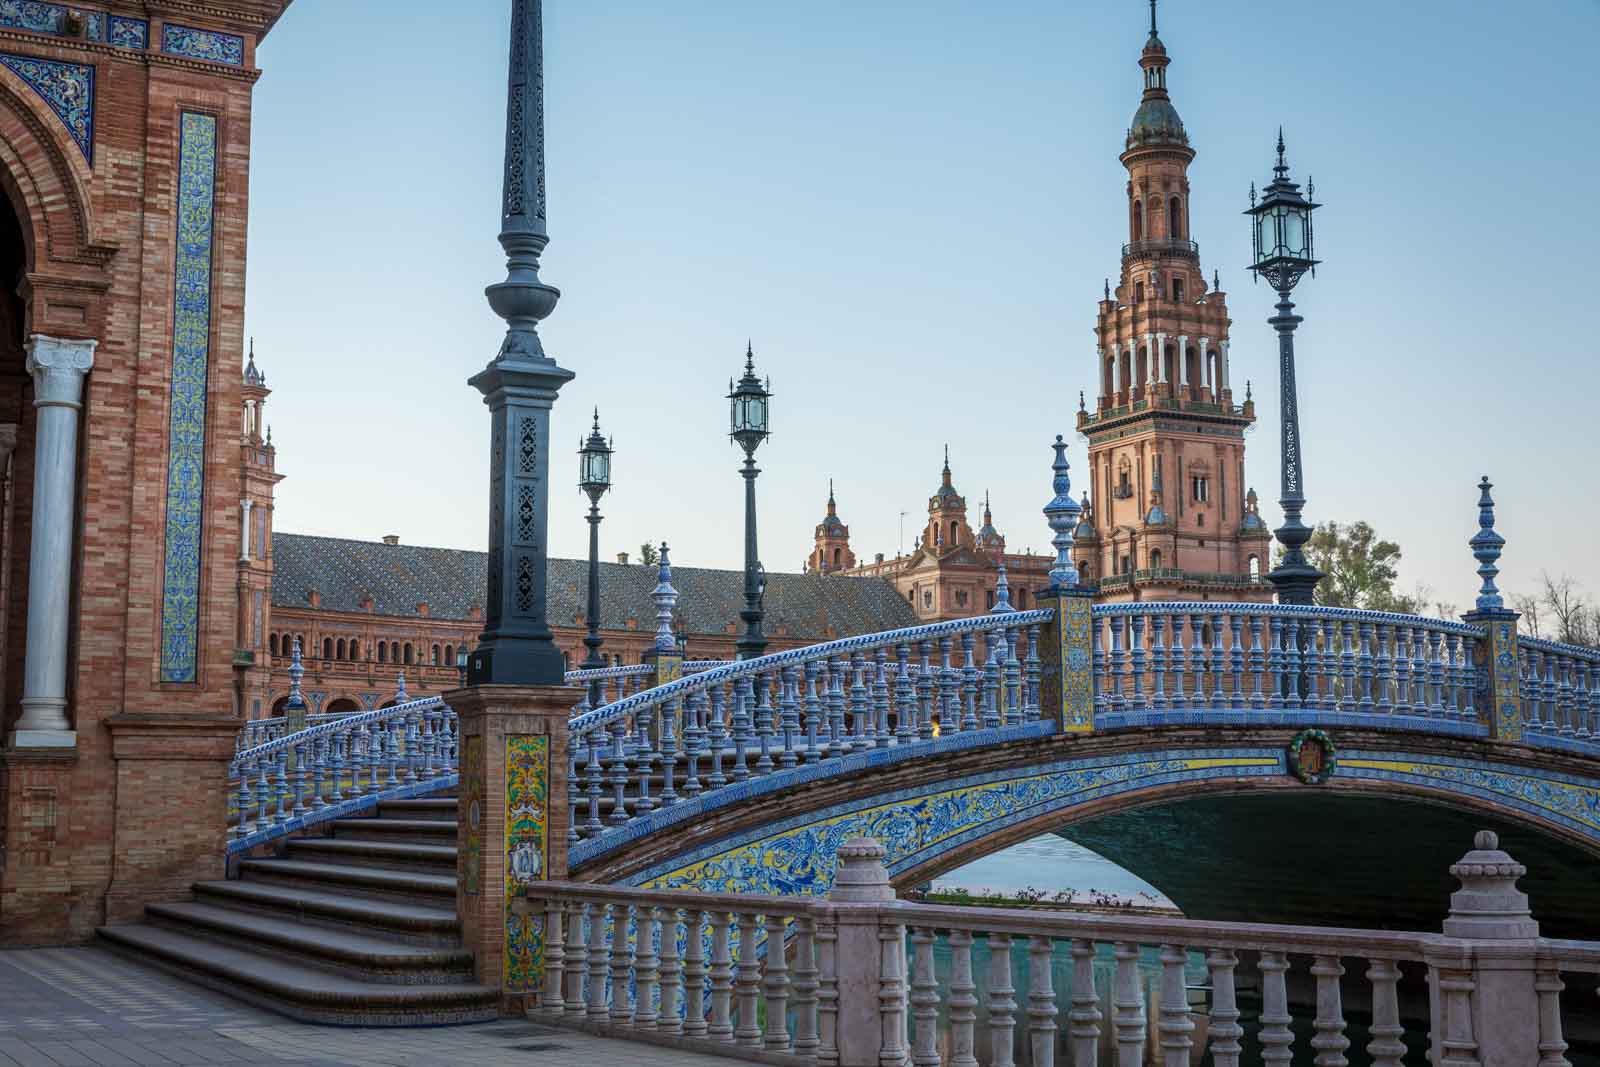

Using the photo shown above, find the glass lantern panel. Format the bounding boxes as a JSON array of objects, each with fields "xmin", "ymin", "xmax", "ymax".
[
  {"xmin": 593, "ymin": 451, "xmax": 610, "ymax": 483},
  {"xmin": 1252, "ymin": 211, "xmax": 1270, "ymax": 262},
  {"xmin": 749, "ymin": 395, "xmax": 768, "ymax": 433},
  {"xmin": 1283, "ymin": 210, "xmax": 1307, "ymax": 258}
]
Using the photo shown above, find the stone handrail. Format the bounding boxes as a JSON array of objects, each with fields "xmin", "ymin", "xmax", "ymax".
[
  {"xmin": 520, "ymin": 831, "xmax": 1588, "ymax": 1065},
  {"xmin": 564, "ymin": 610, "xmax": 1053, "ymax": 848},
  {"xmin": 227, "ymin": 695, "xmax": 457, "ymax": 855},
  {"xmin": 1518, "ymin": 634, "xmax": 1600, "ymax": 743}
]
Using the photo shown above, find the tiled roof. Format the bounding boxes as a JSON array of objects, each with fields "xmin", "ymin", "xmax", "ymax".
[{"xmin": 271, "ymin": 533, "xmax": 919, "ymax": 639}]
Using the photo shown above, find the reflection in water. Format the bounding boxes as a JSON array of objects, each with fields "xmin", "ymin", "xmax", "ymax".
[{"xmin": 929, "ymin": 833, "xmax": 1170, "ymax": 906}]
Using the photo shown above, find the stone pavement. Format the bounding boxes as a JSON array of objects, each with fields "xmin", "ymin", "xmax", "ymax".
[{"xmin": 0, "ymin": 948, "xmax": 732, "ymax": 1067}]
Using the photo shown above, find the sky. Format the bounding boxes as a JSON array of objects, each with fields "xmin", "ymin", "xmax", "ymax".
[{"xmin": 244, "ymin": 1, "xmax": 1600, "ymax": 613}]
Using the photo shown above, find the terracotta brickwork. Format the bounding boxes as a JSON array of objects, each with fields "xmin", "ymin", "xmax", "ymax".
[{"xmin": 0, "ymin": 3, "xmax": 291, "ymax": 944}]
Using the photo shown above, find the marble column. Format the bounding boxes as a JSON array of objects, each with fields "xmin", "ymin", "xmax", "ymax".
[
  {"xmin": 1108, "ymin": 343, "xmax": 1120, "ymax": 395},
  {"xmin": 1155, "ymin": 332, "xmax": 1169, "ymax": 384},
  {"xmin": 1177, "ymin": 336, "xmax": 1189, "ymax": 389},
  {"xmin": 1198, "ymin": 335, "xmax": 1211, "ymax": 392},
  {"xmin": 239, "ymin": 499, "xmax": 253, "ymax": 561},
  {"xmin": 1143, "ymin": 332, "xmax": 1156, "ymax": 387},
  {"xmin": 11, "ymin": 335, "xmax": 95, "ymax": 747},
  {"xmin": 1219, "ymin": 340, "xmax": 1231, "ymax": 394}
]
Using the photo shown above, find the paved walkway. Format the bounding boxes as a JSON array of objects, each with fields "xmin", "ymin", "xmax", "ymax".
[{"xmin": 0, "ymin": 948, "xmax": 731, "ymax": 1067}]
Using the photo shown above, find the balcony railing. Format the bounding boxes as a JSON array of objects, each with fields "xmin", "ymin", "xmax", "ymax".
[{"xmin": 1120, "ymin": 237, "xmax": 1199, "ymax": 257}]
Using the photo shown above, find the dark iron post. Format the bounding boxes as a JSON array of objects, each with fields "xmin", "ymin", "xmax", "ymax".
[
  {"xmin": 729, "ymin": 344, "xmax": 772, "ymax": 661},
  {"xmin": 578, "ymin": 411, "xmax": 613, "ymax": 706}
]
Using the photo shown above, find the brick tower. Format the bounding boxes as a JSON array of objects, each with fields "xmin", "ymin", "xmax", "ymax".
[
  {"xmin": 924, "ymin": 447, "xmax": 973, "ymax": 554},
  {"xmin": 237, "ymin": 342, "xmax": 282, "ymax": 720},
  {"xmin": 807, "ymin": 480, "xmax": 856, "ymax": 574},
  {"xmin": 1074, "ymin": 3, "xmax": 1272, "ymax": 602}
]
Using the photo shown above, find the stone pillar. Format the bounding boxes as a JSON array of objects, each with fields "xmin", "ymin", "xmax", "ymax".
[
  {"xmin": 1143, "ymin": 332, "xmax": 1155, "ymax": 388},
  {"xmin": 1038, "ymin": 586, "xmax": 1095, "ymax": 733},
  {"xmin": 1155, "ymin": 332, "xmax": 1168, "ymax": 384},
  {"xmin": 1218, "ymin": 339, "xmax": 1231, "ymax": 394},
  {"xmin": 1197, "ymin": 335, "xmax": 1211, "ymax": 392},
  {"xmin": 239, "ymin": 499, "xmax": 253, "ymax": 561},
  {"xmin": 826, "ymin": 837, "xmax": 906, "ymax": 1067},
  {"xmin": 1463, "ymin": 477, "xmax": 1520, "ymax": 740},
  {"xmin": 11, "ymin": 336, "xmax": 95, "ymax": 748},
  {"xmin": 1177, "ymin": 336, "xmax": 1189, "ymax": 388},
  {"xmin": 1107, "ymin": 343, "xmax": 1120, "ymax": 394},
  {"xmin": 451, "ymin": 683, "xmax": 575, "ymax": 1016},
  {"xmin": 1424, "ymin": 831, "xmax": 1543, "ymax": 1066}
]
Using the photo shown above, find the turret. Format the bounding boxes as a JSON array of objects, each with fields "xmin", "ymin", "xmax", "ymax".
[{"xmin": 808, "ymin": 479, "xmax": 856, "ymax": 573}]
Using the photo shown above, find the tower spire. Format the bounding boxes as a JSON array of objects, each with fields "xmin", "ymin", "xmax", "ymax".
[
  {"xmin": 827, "ymin": 478, "xmax": 837, "ymax": 515},
  {"xmin": 1150, "ymin": 0, "xmax": 1158, "ymax": 37},
  {"xmin": 942, "ymin": 444, "xmax": 952, "ymax": 486}
]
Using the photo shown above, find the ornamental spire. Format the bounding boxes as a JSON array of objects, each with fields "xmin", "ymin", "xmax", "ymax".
[
  {"xmin": 652, "ymin": 542, "xmax": 679, "ymax": 651},
  {"xmin": 1043, "ymin": 434, "xmax": 1081, "ymax": 589},
  {"xmin": 827, "ymin": 478, "xmax": 837, "ymax": 516},
  {"xmin": 1470, "ymin": 475, "xmax": 1506, "ymax": 612},
  {"xmin": 286, "ymin": 638, "xmax": 305, "ymax": 710},
  {"xmin": 941, "ymin": 444, "xmax": 952, "ymax": 487}
]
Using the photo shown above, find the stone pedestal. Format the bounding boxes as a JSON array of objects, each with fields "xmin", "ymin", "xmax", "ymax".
[
  {"xmin": 1462, "ymin": 608, "xmax": 1522, "ymax": 741},
  {"xmin": 449, "ymin": 683, "xmax": 576, "ymax": 1016},
  {"xmin": 1036, "ymin": 586, "xmax": 1096, "ymax": 732},
  {"xmin": 827, "ymin": 837, "xmax": 908, "ymax": 1067},
  {"xmin": 0, "ymin": 744, "xmax": 81, "ymax": 942},
  {"xmin": 101, "ymin": 714, "xmax": 237, "ymax": 923}
]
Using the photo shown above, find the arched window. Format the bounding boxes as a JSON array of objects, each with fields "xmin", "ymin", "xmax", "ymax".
[
  {"xmin": 832, "ymin": 547, "xmax": 841, "ymax": 567},
  {"xmin": 949, "ymin": 520, "xmax": 958, "ymax": 545},
  {"xmin": 297, "ymin": 634, "xmax": 305, "ymax": 655},
  {"xmin": 1135, "ymin": 348, "xmax": 1148, "ymax": 392},
  {"xmin": 403, "ymin": 643, "xmax": 413, "ymax": 666},
  {"xmin": 1132, "ymin": 199, "xmax": 1143, "ymax": 241},
  {"xmin": 350, "ymin": 640, "xmax": 360, "ymax": 661},
  {"xmin": 1135, "ymin": 282, "xmax": 1145, "ymax": 303},
  {"xmin": 432, "ymin": 644, "xmax": 441, "ymax": 666},
  {"xmin": 1104, "ymin": 355, "xmax": 1115, "ymax": 395},
  {"xmin": 444, "ymin": 644, "xmax": 454, "ymax": 665},
  {"xmin": 1149, "ymin": 549, "xmax": 1163, "ymax": 570},
  {"xmin": 1172, "ymin": 278, "xmax": 1184, "ymax": 303},
  {"xmin": 1119, "ymin": 350, "xmax": 1132, "ymax": 392},
  {"xmin": 335, "ymin": 638, "xmax": 345, "ymax": 660},
  {"xmin": 1248, "ymin": 554, "xmax": 1261, "ymax": 580},
  {"xmin": 378, "ymin": 643, "xmax": 388, "ymax": 664},
  {"xmin": 1168, "ymin": 196, "xmax": 1182, "ymax": 239},
  {"xmin": 1079, "ymin": 559, "xmax": 1092, "ymax": 579},
  {"xmin": 390, "ymin": 641, "xmax": 400, "ymax": 663},
  {"xmin": 1163, "ymin": 345, "xmax": 1176, "ymax": 383},
  {"xmin": 269, "ymin": 634, "xmax": 279, "ymax": 657}
]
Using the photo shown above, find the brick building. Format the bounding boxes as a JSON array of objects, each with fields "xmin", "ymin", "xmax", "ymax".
[{"xmin": 0, "ymin": 3, "xmax": 292, "ymax": 943}]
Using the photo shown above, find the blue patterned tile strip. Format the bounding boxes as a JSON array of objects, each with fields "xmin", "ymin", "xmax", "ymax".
[
  {"xmin": 159, "ymin": 111, "xmax": 218, "ymax": 683},
  {"xmin": 161, "ymin": 23, "xmax": 242, "ymax": 66},
  {"xmin": 0, "ymin": 3, "xmax": 102, "ymax": 40},
  {"xmin": 108, "ymin": 15, "xmax": 146, "ymax": 49},
  {"xmin": 0, "ymin": 51, "xmax": 92, "ymax": 162}
]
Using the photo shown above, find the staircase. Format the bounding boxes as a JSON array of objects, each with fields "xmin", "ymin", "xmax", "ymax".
[{"xmin": 98, "ymin": 795, "xmax": 499, "ymax": 1026}]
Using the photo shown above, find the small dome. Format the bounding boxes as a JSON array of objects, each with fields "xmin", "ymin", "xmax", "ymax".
[
  {"xmin": 818, "ymin": 514, "xmax": 846, "ymax": 535},
  {"xmin": 1128, "ymin": 98, "xmax": 1187, "ymax": 147},
  {"xmin": 1145, "ymin": 505, "xmax": 1168, "ymax": 525},
  {"xmin": 1241, "ymin": 511, "xmax": 1267, "ymax": 531}
]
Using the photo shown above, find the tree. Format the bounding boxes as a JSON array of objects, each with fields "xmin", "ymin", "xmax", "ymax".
[
  {"xmin": 638, "ymin": 542, "xmax": 658, "ymax": 567},
  {"xmin": 1526, "ymin": 573, "xmax": 1600, "ymax": 647},
  {"xmin": 1299, "ymin": 520, "xmax": 1420, "ymax": 613}
]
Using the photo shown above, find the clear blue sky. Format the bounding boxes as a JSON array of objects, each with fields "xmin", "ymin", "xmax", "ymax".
[{"xmin": 245, "ymin": 1, "xmax": 1600, "ymax": 612}]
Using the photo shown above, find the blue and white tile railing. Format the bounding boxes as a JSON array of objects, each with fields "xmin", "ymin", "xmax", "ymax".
[
  {"xmin": 1518, "ymin": 635, "xmax": 1600, "ymax": 742},
  {"xmin": 227, "ymin": 696, "xmax": 458, "ymax": 854},
  {"xmin": 565, "ymin": 610, "xmax": 1051, "ymax": 846}
]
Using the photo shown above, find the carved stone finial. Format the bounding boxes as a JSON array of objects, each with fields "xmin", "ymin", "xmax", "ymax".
[
  {"xmin": 1443, "ymin": 830, "xmax": 1537, "ymax": 939},
  {"xmin": 395, "ymin": 672, "xmax": 408, "ymax": 703},
  {"xmin": 991, "ymin": 560, "xmax": 1014, "ymax": 614},
  {"xmin": 829, "ymin": 837, "xmax": 894, "ymax": 902},
  {"xmin": 1470, "ymin": 476, "xmax": 1507, "ymax": 612},
  {"xmin": 1043, "ymin": 435, "xmax": 1081, "ymax": 589},
  {"xmin": 652, "ymin": 542, "xmax": 678, "ymax": 652},
  {"xmin": 286, "ymin": 639, "xmax": 306, "ymax": 710}
]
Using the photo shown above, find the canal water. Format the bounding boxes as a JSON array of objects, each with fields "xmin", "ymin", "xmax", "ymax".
[{"xmin": 927, "ymin": 832, "xmax": 1168, "ymax": 906}]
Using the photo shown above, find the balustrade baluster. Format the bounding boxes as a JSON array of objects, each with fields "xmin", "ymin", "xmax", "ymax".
[
  {"xmin": 1029, "ymin": 935, "xmax": 1058, "ymax": 1067},
  {"xmin": 936, "ymin": 639, "xmax": 956, "ymax": 737},
  {"xmin": 734, "ymin": 912, "xmax": 763, "ymax": 1046},
  {"xmin": 916, "ymin": 641, "xmax": 936, "ymax": 738},
  {"xmin": 708, "ymin": 910, "xmax": 734, "ymax": 1040},
  {"xmin": 1004, "ymin": 629, "xmax": 1024, "ymax": 723},
  {"xmin": 1129, "ymin": 615, "xmax": 1146, "ymax": 712},
  {"xmin": 1434, "ymin": 964, "xmax": 1480, "ymax": 1065},
  {"xmin": 1535, "ymin": 961, "xmax": 1571, "ymax": 1067},
  {"xmin": 387, "ymin": 715, "xmax": 403, "ymax": 785},
  {"xmin": 683, "ymin": 692, "xmax": 705, "ymax": 797},
  {"xmin": 1230, "ymin": 614, "xmax": 1246, "ymax": 708},
  {"xmin": 803, "ymin": 661, "xmax": 823, "ymax": 760},
  {"xmin": 779, "ymin": 666, "xmax": 801, "ymax": 768},
  {"xmin": 563, "ymin": 902, "xmax": 588, "ymax": 1015},
  {"xmin": 540, "ymin": 898, "xmax": 565, "ymax": 1015},
  {"xmin": 1091, "ymin": 617, "xmax": 1109, "ymax": 718},
  {"xmin": 1284, "ymin": 618, "xmax": 1304, "ymax": 710},
  {"xmin": 634, "ymin": 710, "xmax": 657, "ymax": 815},
  {"xmin": 1105, "ymin": 616, "xmax": 1125, "ymax": 716},
  {"xmin": 652, "ymin": 906, "xmax": 681, "ymax": 1032},
  {"xmin": 1206, "ymin": 948, "xmax": 1242, "ymax": 1067},
  {"xmin": 659, "ymin": 701, "xmax": 679, "ymax": 807},
  {"xmin": 403, "ymin": 708, "xmax": 420, "ymax": 783},
  {"xmin": 849, "ymin": 652, "xmax": 871, "ymax": 749},
  {"xmin": 632, "ymin": 902, "xmax": 660, "ymax": 1027},
  {"xmin": 895, "ymin": 644, "xmax": 917, "ymax": 743},
  {"xmin": 1268, "ymin": 618, "xmax": 1286, "ymax": 711},
  {"xmin": 1168, "ymin": 613, "xmax": 1187, "ymax": 712},
  {"xmin": 1546, "ymin": 653, "xmax": 1564, "ymax": 735},
  {"xmin": 608, "ymin": 721, "xmax": 630, "ymax": 825},
  {"xmin": 1558, "ymin": 655, "xmax": 1577, "ymax": 737},
  {"xmin": 1210, "ymin": 612, "xmax": 1227, "ymax": 707},
  {"xmin": 1025, "ymin": 625, "xmax": 1042, "ymax": 720},
  {"xmin": 1150, "ymin": 614, "xmax": 1168, "ymax": 713},
  {"xmin": 732, "ymin": 678, "xmax": 754, "ymax": 781},
  {"xmin": 909, "ymin": 927, "xmax": 940, "ymax": 1067},
  {"xmin": 1428, "ymin": 630, "xmax": 1446, "ymax": 717},
  {"xmin": 981, "ymin": 635, "xmax": 1002, "ymax": 728},
  {"xmin": 1324, "ymin": 620, "xmax": 1341, "ymax": 711},
  {"xmin": 1411, "ymin": 627, "xmax": 1429, "ymax": 716},
  {"xmin": 793, "ymin": 915, "xmax": 820, "ymax": 1056},
  {"xmin": 961, "ymin": 634, "xmax": 981, "ymax": 732},
  {"xmin": 233, "ymin": 763, "xmax": 254, "ymax": 838},
  {"xmin": 1519, "ymin": 651, "xmax": 1541, "ymax": 732},
  {"xmin": 1112, "ymin": 941, "xmax": 1145, "ymax": 1067},
  {"xmin": 1394, "ymin": 626, "xmax": 1413, "ymax": 715},
  {"xmin": 1311, "ymin": 955, "xmax": 1349, "ymax": 1066},
  {"xmin": 817, "ymin": 914, "xmax": 840, "ymax": 1066},
  {"xmin": 1444, "ymin": 634, "xmax": 1463, "ymax": 720},
  {"xmin": 756, "ymin": 674, "xmax": 779, "ymax": 771},
  {"xmin": 1374, "ymin": 624, "xmax": 1395, "ymax": 714},
  {"xmin": 1069, "ymin": 938, "xmax": 1101, "ymax": 1067},
  {"xmin": 329, "ymin": 733, "xmax": 346, "ymax": 803},
  {"xmin": 683, "ymin": 908, "xmax": 709, "ymax": 1037},
  {"xmin": 1338, "ymin": 620, "xmax": 1356, "ymax": 713},
  {"xmin": 1249, "ymin": 616, "xmax": 1267, "ymax": 711},
  {"xmin": 988, "ymin": 932, "xmax": 1017, "ymax": 1067},
  {"xmin": 1360, "ymin": 958, "xmax": 1404, "ymax": 1066},
  {"xmin": 293, "ymin": 741, "xmax": 310, "ymax": 816},
  {"xmin": 254, "ymin": 757, "xmax": 271, "ymax": 831},
  {"xmin": 948, "ymin": 929, "xmax": 980, "ymax": 1067},
  {"xmin": 762, "ymin": 913, "xmax": 791, "ymax": 1051},
  {"xmin": 1189, "ymin": 612, "xmax": 1208, "ymax": 706},
  {"xmin": 609, "ymin": 904, "xmax": 635, "ymax": 1022},
  {"xmin": 273, "ymin": 751, "xmax": 290, "ymax": 824},
  {"xmin": 707, "ymin": 685, "xmax": 729, "ymax": 788},
  {"xmin": 1359, "ymin": 621, "xmax": 1377, "ymax": 712},
  {"xmin": 581, "ymin": 734, "xmax": 602, "ymax": 835},
  {"xmin": 1258, "ymin": 950, "xmax": 1294, "ymax": 1065},
  {"xmin": 871, "ymin": 649, "xmax": 894, "ymax": 748},
  {"xmin": 1158, "ymin": 944, "xmax": 1193, "ymax": 1067},
  {"xmin": 1581, "ymin": 663, "xmax": 1597, "ymax": 740},
  {"xmin": 586, "ymin": 903, "xmax": 610, "ymax": 1019}
]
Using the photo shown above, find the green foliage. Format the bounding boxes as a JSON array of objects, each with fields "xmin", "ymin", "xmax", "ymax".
[
  {"xmin": 638, "ymin": 542, "xmax": 659, "ymax": 566},
  {"xmin": 1300, "ymin": 520, "xmax": 1420, "ymax": 613}
]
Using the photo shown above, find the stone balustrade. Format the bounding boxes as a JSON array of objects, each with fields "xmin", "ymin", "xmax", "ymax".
[
  {"xmin": 522, "ymin": 832, "xmax": 1598, "ymax": 1067},
  {"xmin": 1519, "ymin": 635, "xmax": 1600, "ymax": 745}
]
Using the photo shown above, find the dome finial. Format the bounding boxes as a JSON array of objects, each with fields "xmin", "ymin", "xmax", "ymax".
[
  {"xmin": 1149, "ymin": 0, "xmax": 1158, "ymax": 37},
  {"xmin": 1275, "ymin": 127, "xmax": 1289, "ymax": 179}
]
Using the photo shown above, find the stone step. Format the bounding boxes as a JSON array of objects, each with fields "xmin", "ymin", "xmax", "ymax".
[
  {"xmin": 143, "ymin": 901, "xmax": 474, "ymax": 985},
  {"xmin": 97, "ymin": 923, "xmax": 497, "ymax": 1027},
  {"xmin": 376, "ymin": 797, "xmax": 457, "ymax": 820},
  {"xmin": 237, "ymin": 857, "xmax": 456, "ymax": 903},
  {"xmin": 330, "ymin": 817, "xmax": 458, "ymax": 844},
  {"xmin": 284, "ymin": 836, "xmax": 456, "ymax": 874},
  {"xmin": 192, "ymin": 879, "xmax": 461, "ymax": 946}
]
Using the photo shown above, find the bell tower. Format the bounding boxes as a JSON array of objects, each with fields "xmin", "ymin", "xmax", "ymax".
[
  {"xmin": 808, "ymin": 480, "xmax": 856, "ymax": 574},
  {"xmin": 237, "ymin": 340, "xmax": 283, "ymax": 719},
  {"xmin": 1076, "ymin": 3, "xmax": 1272, "ymax": 601}
]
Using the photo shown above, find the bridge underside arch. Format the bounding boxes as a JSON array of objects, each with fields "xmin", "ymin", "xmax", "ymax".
[{"xmin": 600, "ymin": 736, "xmax": 1600, "ymax": 941}]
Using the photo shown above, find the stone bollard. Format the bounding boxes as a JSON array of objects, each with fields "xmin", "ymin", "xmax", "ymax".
[
  {"xmin": 1427, "ymin": 830, "xmax": 1546, "ymax": 1066},
  {"xmin": 826, "ymin": 837, "xmax": 909, "ymax": 1067}
]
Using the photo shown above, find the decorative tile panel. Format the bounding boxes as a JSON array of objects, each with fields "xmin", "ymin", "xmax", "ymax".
[
  {"xmin": 161, "ymin": 23, "xmax": 242, "ymax": 66},
  {"xmin": 1060, "ymin": 593, "xmax": 1094, "ymax": 731},
  {"xmin": 504, "ymin": 734, "xmax": 549, "ymax": 992},
  {"xmin": 159, "ymin": 111, "xmax": 218, "ymax": 683},
  {"xmin": 108, "ymin": 15, "xmax": 147, "ymax": 49},
  {"xmin": 461, "ymin": 736, "xmax": 484, "ymax": 894},
  {"xmin": 0, "ymin": 52, "xmax": 92, "ymax": 161}
]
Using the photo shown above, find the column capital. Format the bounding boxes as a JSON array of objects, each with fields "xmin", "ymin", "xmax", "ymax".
[{"xmin": 26, "ymin": 334, "xmax": 96, "ymax": 409}]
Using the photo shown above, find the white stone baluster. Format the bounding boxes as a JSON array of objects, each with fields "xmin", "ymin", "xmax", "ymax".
[
  {"xmin": 879, "ymin": 915, "xmax": 910, "ymax": 1067},
  {"xmin": 1113, "ymin": 942, "xmax": 1145, "ymax": 1067},
  {"xmin": 1434, "ymin": 964, "xmax": 1480, "ymax": 1066},
  {"xmin": 586, "ymin": 903, "xmax": 609, "ymax": 1019},
  {"xmin": 763, "ymin": 914, "xmax": 791, "ymax": 1051},
  {"xmin": 948, "ymin": 929, "xmax": 980, "ymax": 1067},
  {"xmin": 563, "ymin": 903, "xmax": 588, "ymax": 1016},
  {"xmin": 988, "ymin": 932, "xmax": 1017, "ymax": 1067},
  {"xmin": 609, "ymin": 904, "xmax": 634, "ymax": 1021},
  {"xmin": 1365, "ymin": 958, "xmax": 1405, "ymax": 1067},
  {"xmin": 793, "ymin": 915, "xmax": 820, "ymax": 1056},
  {"xmin": 1259, "ymin": 950, "xmax": 1294, "ymax": 1065},
  {"xmin": 1028, "ymin": 935, "xmax": 1059, "ymax": 1067},
  {"xmin": 816, "ymin": 913, "xmax": 840, "ymax": 1065},
  {"xmin": 657, "ymin": 906, "xmax": 682, "ymax": 1034},
  {"xmin": 634, "ymin": 904, "xmax": 660, "ymax": 1027},
  {"xmin": 735, "ymin": 911, "xmax": 762, "ymax": 1046},
  {"xmin": 541, "ymin": 898, "xmax": 565, "ymax": 1015},
  {"xmin": 1535, "ymin": 961, "xmax": 1571, "ymax": 1067},
  {"xmin": 708, "ymin": 910, "xmax": 735, "ymax": 1041},
  {"xmin": 1069, "ymin": 938, "xmax": 1101, "ymax": 1067},
  {"xmin": 1311, "ymin": 955, "xmax": 1349, "ymax": 1066},
  {"xmin": 910, "ymin": 927, "xmax": 940, "ymax": 1067},
  {"xmin": 682, "ymin": 908, "xmax": 709, "ymax": 1037},
  {"xmin": 1158, "ymin": 944, "xmax": 1193, "ymax": 1066},
  {"xmin": 1206, "ymin": 947, "xmax": 1242, "ymax": 1067}
]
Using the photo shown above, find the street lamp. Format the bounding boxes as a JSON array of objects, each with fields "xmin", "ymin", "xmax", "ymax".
[
  {"xmin": 578, "ymin": 409, "xmax": 613, "ymax": 706},
  {"xmin": 729, "ymin": 342, "xmax": 771, "ymax": 661},
  {"xmin": 1246, "ymin": 129, "xmax": 1323, "ymax": 605}
]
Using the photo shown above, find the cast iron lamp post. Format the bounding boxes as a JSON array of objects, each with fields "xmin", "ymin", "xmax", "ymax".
[
  {"xmin": 1246, "ymin": 129, "xmax": 1323, "ymax": 606},
  {"xmin": 729, "ymin": 343, "xmax": 771, "ymax": 661},
  {"xmin": 578, "ymin": 409, "xmax": 613, "ymax": 706}
]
